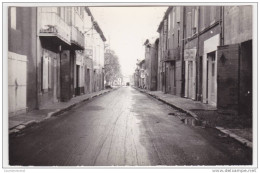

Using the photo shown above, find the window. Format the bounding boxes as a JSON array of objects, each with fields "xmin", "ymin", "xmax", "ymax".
[
  {"xmin": 10, "ymin": 7, "xmax": 16, "ymax": 30},
  {"xmin": 200, "ymin": 6, "xmax": 205, "ymax": 31},
  {"xmin": 172, "ymin": 9, "xmax": 175, "ymax": 29},
  {"xmin": 176, "ymin": 7, "xmax": 181, "ymax": 23},
  {"xmin": 186, "ymin": 12, "xmax": 192, "ymax": 38},
  {"xmin": 168, "ymin": 13, "xmax": 171, "ymax": 38}
]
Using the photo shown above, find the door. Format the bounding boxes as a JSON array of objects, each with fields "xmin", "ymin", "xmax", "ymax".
[
  {"xmin": 207, "ymin": 51, "xmax": 217, "ymax": 106},
  {"xmin": 86, "ymin": 69, "xmax": 90, "ymax": 93},
  {"xmin": 76, "ymin": 65, "xmax": 80, "ymax": 95},
  {"xmin": 8, "ymin": 52, "xmax": 27, "ymax": 115},
  {"xmin": 53, "ymin": 58, "xmax": 58, "ymax": 102}
]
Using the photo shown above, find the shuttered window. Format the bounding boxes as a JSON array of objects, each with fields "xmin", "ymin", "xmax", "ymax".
[
  {"xmin": 164, "ymin": 19, "xmax": 168, "ymax": 35},
  {"xmin": 186, "ymin": 12, "xmax": 192, "ymax": 38}
]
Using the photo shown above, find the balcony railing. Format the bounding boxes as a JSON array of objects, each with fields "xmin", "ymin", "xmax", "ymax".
[
  {"xmin": 71, "ymin": 26, "xmax": 85, "ymax": 50},
  {"xmin": 39, "ymin": 12, "xmax": 71, "ymax": 45},
  {"xmin": 164, "ymin": 47, "xmax": 181, "ymax": 61}
]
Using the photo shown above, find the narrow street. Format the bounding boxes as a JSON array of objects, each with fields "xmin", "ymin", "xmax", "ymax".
[{"xmin": 9, "ymin": 87, "xmax": 252, "ymax": 166}]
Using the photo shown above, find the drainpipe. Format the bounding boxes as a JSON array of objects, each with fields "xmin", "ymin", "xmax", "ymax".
[
  {"xmin": 220, "ymin": 6, "xmax": 225, "ymax": 46},
  {"xmin": 196, "ymin": 7, "xmax": 200, "ymax": 101},
  {"xmin": 181, "ymin": 6, "xmax": 186, "ymax": 97},
  {"xmin": 35, "ymin": 7, "xmax": 39, "ymax": 110}
]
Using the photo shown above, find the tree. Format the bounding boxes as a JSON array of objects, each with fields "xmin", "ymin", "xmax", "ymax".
[{"xmin": 104, "ymin": 49, "xmax": 122, "ymax": 85}]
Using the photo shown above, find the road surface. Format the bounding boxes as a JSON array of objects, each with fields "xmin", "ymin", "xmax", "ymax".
[{"xmin": 9, "ymin": 87, "xmax": 252, "ymax": 166}]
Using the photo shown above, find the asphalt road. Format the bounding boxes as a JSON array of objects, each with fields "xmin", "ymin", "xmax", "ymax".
[{"xmin": 9, "ymin": 87, "xmax": 252, "ymax": 166}]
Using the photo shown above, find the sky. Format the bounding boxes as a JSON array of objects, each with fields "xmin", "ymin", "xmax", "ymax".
[{"xmin": 90, "ymin": 7, "xmax": 167, "ymax": 77}]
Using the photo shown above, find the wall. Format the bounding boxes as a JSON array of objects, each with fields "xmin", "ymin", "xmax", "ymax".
[{"xmin": 224, "ymin": 6, "xmax": 252, "ymax": 45}]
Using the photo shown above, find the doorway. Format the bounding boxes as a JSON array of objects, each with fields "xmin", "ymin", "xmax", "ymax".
[
  {"xmin": 76, "ymin": 65, "xmax": 80, "ymax": 96},
  {"xmin": 207, "ymin": 51, "xmax": 217, "ymax": 106}
]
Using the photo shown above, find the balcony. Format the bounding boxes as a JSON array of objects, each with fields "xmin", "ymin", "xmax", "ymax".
[
  {"xmin": 39, "ymin": 12, "xmax": 71, "ymax": 48},
  {"xmin": 164, "ymin": 47, "xmax": 181, "ymax": 62},
  {"xmin": 71, "ymin": 26, "xmax": 85, "ymax": 50}
]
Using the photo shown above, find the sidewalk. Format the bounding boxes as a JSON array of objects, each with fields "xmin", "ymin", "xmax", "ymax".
[
  {"xmin": 9, "ymin": 88, "xmax": 117, "ymax": 135},
  {"xmin": 135, "ymin": 87, "xmax": 252, "ymax": 148}
]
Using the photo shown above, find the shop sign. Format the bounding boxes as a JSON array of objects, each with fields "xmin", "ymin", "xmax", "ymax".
[{"xmin": 184, "ymin": 49, "xmax": 197, "ymax": 61}]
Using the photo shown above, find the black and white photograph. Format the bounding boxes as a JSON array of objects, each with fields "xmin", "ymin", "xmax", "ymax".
[{"xmin": 1, "ymin": 1, "xmax": 258, "ymax": 172}]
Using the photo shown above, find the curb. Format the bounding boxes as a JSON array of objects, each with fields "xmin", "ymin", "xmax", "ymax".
[
  {"xmin": 135, "ymin": 88, "xmax": 252, "ymax": 149},
  {"xmin": 215, "ymin": 127, "xmax": 252, "ymax": 148},
  {"xmin": 9, "ymin": 89, "xmax": 114, "ymax": 135}
]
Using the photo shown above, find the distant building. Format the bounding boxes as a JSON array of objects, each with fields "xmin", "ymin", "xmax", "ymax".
[
  {"xmin": 144, "ymin": 38, "xmax": 159, "ymax": 91},
  {"xmin": 85, "ymin": 7, "xmax": 106, "ymax": 93},
  {"xmin": 134, "ymin": 59, "xmax": 146, "ymax": 89}
]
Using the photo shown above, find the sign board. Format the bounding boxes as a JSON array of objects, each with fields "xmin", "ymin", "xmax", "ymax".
[{"xmin": 184, "ymin": 49, "xmax": 197, "ymax": 61}]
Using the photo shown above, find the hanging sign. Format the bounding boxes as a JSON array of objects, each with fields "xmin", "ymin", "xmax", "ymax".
[{"xmin": 184, "ymin": 49, "xmax": 197, "ymax": 61}]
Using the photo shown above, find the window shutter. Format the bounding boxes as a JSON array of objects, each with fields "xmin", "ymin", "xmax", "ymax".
[{"xmin": 164, "ymin": 19, "xmax": 168, "ymax": 35}]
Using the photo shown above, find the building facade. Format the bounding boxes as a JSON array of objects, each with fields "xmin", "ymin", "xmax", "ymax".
[
  {"xmin": 8, "ymin": 7, "xmax": 37, "ymax": 115},
  {"xmin": 155, "ymin": 5, "xmax": 252, "ymax": 115},
  {"xmin": 157, "ymin": 7, "xmax": 184, "ymax": 96},
  {"xmin": 8, "ymin": 6, "xmax": 106, "ymax": 116},
  {"xmin": 217, "ymin": 6, "xmax": 252, "ymax": 115}
]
